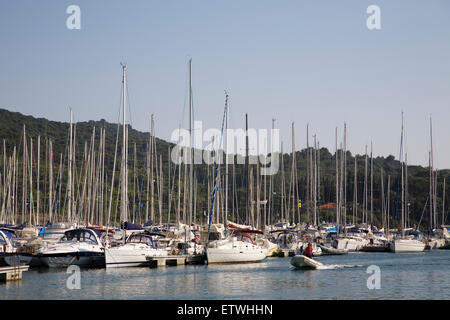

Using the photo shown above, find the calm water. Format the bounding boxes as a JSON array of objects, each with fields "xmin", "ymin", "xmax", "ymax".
[{"xmin": 2, "ymin": 250, "xmax": 450, "ymax": 299}]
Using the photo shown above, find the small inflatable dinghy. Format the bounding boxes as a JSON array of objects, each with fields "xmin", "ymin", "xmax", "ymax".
[{"xmin": 290, "ymin": 255, "xmax": 323, "ymax": 269}]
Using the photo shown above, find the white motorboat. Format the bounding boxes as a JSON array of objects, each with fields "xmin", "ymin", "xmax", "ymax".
[
  {"xmin": 0, "ymin": 229, "xmax": 32, "ymax": 266},
  {"xmin": 37, "ymin": 228, "xmax": 105, "ymax": 268},
  {"xmin": 290, "ymin": 255, "xmax": 323, "ymax": 269},
  {"xmin": 333, "ymin": 236, "xmax": 368, "ymax": 252},
  {"xmin": 319, "ymin": 244, "xmax": 348, "ymax": 255},
  {"xmin": 206, "ymin": 229, "xmax": 268, "ymax": 264},
  {"xmin": 390, "ymin": 238, "xmax": 425, "ymax": 253},
  {"xmin": 105, "ymin": 232, "xmax": 167, "ymax": 268}
]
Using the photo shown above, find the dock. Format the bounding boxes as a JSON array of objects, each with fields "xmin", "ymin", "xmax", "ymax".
[
  {"xmin": 0, "ymin": 265, "xmax": 29, "ymax": 282},
  {"xmin": 277, "ymin": 249, "xmax": 296, "ymax": 257},
  {"xmin": 147, "ymin": 255, "xmax": 188, "ymax": 268}
]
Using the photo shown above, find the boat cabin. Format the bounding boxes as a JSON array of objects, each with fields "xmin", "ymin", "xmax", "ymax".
[{"xmin": 60, "ymin": 228, "xmax": 101, "ymax": 245}]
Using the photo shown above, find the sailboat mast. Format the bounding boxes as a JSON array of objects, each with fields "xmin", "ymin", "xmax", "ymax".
[
  {"xmin": 224, "ymin": 93, "xmax": 229, "ymax": 228},
  {"xmin": 121, "ymin": 63, "xmax": 128, "ymax": 223},
  {"xmin": 443, "ymin": 177, "xmax": 446, "ymax": 226},
  {"xmin": 335, "ymin": 127, "xmax": 339, "ymax": 227},
  {"xmin": 189, "ymin": 59, "xmax": 194, "ymax": 227},
  {"xmin": 400, "ymin": 112, "xmax": 405, "ymax": 237},
  {"xmin": 68, "ymin": 108, "xmax": 73, "ymax": 223}
]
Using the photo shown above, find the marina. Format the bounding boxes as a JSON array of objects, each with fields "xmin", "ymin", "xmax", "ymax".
[
  {"xmin": 1, "ymin": 251, "xmax": 450, "ymax": 299},
  {"xmin": 1, "ymin": 1, "xmax": 450, "ymax": 303}
]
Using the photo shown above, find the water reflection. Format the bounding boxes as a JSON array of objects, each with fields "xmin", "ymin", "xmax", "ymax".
[{"xmin": 2, "ymin": 251, "xmax": 450, "ymax": 299}]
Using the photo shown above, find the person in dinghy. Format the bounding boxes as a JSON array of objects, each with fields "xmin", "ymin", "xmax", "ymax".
[{"xmin": 304, "ymin": 242, "xmax": 314, "ymax": 259}]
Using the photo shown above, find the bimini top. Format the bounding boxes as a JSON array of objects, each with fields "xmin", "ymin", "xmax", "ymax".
[
  {"xmin": 61, "ymin": 228, "xmax": 101, "ymax": 245},
  {"xmin": 121, "ymin": 221, "xmax": 143, "ymax": 230}
]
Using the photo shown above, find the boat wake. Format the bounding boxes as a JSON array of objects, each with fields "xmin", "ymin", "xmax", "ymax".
[{"xmin": 315, "ymin": 264, "xmax": 362, "ymax": 270}]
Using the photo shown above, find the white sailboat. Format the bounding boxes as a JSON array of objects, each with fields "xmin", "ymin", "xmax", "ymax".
[
  {"xmin": 391, "ymin": 238, "xmax": 425, "ymax": 253},
  {"xmin": 206, "ymin": 229, "xmax": 268, "ymax": 264},
  {"xmin": 390, "ymin": 113, "xmax": 425, "ymax": 253},
  {"xmin": 205, "ymin": 94, "xmax": 268, "ymax": 264}
]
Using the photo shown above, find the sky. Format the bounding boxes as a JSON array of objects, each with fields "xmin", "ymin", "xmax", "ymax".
[{"xmin": 0, "ymin": 0, "xmax": 449, "ymax": 168}]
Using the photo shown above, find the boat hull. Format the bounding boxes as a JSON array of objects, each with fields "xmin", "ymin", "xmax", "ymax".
[
  {"xmin": 105, "ymin": 246, "xmax": 166, "ymax": 268},
  {"xmin": 206, "ymin": 248, "xmax": 267, "ymax": 264},
  {"xmin": 390, "ymin": 239, "xmax": 425, "ymax": 253},
  {"xmin": 319, "ymin": 244, "xmax": 348, "ymax": 255},
  {"xmin": 39, "ymin": 252, "xmax": 105, "ymax": 268},
  {"xmin": 290, "ymin": 255, "xmax": 323, "ymax": 269}
]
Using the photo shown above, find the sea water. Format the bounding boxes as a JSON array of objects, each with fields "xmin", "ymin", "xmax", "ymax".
[{"xmin": 1, "ymin": 250, "xmax": 450, "ymax": 299}]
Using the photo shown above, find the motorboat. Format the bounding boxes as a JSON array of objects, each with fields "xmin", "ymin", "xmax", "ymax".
[
  {"xmin": 290, "ymin": 255, "xmax": 323, "ymax": 269},
  {"xmin": 319, "ymin": 244, "xmax": 348, "ymax": 255},
  {"xmin": 333, "ymin": 235, "xmax": 368, "ymax": 252},
  {"xmin": 0, "ymin": 229, "xmax": 33, "ymax": 266},
  {"xmin": 37, "ymin": 228, "xmax": 105, "ymax": 268},
  {"xmin": 206, "ymin": 229, "xmax": 268, "ymax": 264},
  {"xmin": 105, "ymin": 231, "xmax": 168, "ymax": 268}
]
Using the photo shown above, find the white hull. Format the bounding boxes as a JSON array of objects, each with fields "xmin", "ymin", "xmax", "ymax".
[
  {"xmin": 334, "ymin": 237, "xmax": 367, "ymax": 252},
  {"xmin": 391, "ymin": 239, "xmax": 425, "ymax": 253},
  {"xmin": 206, "ymin": 247, "xmax": 267, "ymax": 264},
  {"xmin": 290, "ymin": 255, "xmax": 323, "ymax": 269},
  {"xmin": 105, "ymin": 244, "xmax": 166, "ymax": 268},
  {"xmin": 4, "ymin": 254, "xmax": 33, "ymax": 266},
  {"xmin": 40, "ymin": 255, "xmax": 102, "ymax": 268},
  {"xmin": 206, "ymin": 238, "xmax": 267, "ymax": 264}
]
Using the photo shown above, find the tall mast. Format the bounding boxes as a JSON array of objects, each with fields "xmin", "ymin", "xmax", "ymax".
[
  {"xmin": 224, "ymin": 92, "xmax": 229, "ymax": 228},
  {"xmin": 121, "ymin": 63, "xmax": 128, "ymax": 223},
  {"xmin": 370, "ymin": 141, "xmax": 373, "ymax": 226},
  {"xmin": 335, "ymin": 127, "xmax": 339, "ymax": 227},
  {"xmin": 353, "ymin": 156, "xmax": 357, "ymax": 225},
  {"xmin": 313, "ymin": 134, "xmax": 317, "ymax": 226},
  {"xmin": 387, "ymin": 175, "xmax": 390, "ymax": 232},
  {"xmin": 189, "ymin": 59, "xmax": 194, "ymax": 227},
  {"xmin": 400, "ymin": 112, "xmax": 405, "ymax": 237},
  {"xmin": 364, "ymin": 145, "xmax": 368, "ymax": 225},
  {"xmin": 443, "ymin": 177, "xmax": 446, "ymax": 226},
  {"xmin": 306, "ymin": 124, "xmax": 310, "ymax": 223},
  {"xmin": 37, "ymin": 135, "xmax": 40, "ymax": 226},
  {"xmin": 68, "ymin": 108, "xmax": 73, "ymax": 223},
  {"xmin": 245, "ymin": 113, "xmax": 249, "ymax": 224},
  {"xmin": 343, "ymin": 124, "xmax": 347, "ymax": 229},
  {"xmin": 270, "ymin": 118, "xmax": 275, "ymax": 227},
  {"xmin": 429, "ymin": 116, "xmax": 434, "ymax": 231}
]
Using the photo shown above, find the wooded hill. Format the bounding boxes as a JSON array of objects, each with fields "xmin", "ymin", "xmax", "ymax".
[{"xmin": 0, "ymin": 108, "xmax": 447, "ymax": 231}]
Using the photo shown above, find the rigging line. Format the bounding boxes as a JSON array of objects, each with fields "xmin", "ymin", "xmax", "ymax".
[
  {"xmin": 126, "ymin": 74, "xmax": 133, "ymax": 128},
  {"xmin": 179, "ymin": 58, "xmax": 190, "ymax": 131}
]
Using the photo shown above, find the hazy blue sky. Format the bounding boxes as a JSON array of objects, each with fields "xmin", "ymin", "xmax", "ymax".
[{"xmin": 0, "ymin": 0, "xmax": 449, "ymax": 168}]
